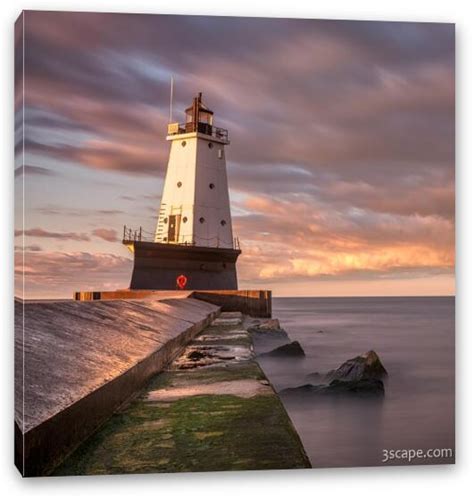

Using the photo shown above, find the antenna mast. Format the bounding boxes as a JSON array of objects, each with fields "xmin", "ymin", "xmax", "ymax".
[{"xmin": 169, "ymin": 76, "xmax": 174, "ymax": 123}]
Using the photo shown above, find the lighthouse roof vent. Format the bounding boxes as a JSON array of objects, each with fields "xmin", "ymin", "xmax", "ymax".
[{"xmin": 185, "ymin": 92, "xmax": 214, "ymax": 115}]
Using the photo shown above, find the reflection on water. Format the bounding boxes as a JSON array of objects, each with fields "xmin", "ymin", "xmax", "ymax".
[{"xmin": 256, "ymin": 296, "xmax": 455, "ymax": 468}]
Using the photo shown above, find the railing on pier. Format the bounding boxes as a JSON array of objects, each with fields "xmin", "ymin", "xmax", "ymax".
[{"xmin": 122, "ymin": 225, "xmax": 240, "ymax": 251}]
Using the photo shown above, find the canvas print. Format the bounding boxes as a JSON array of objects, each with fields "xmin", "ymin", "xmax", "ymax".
[{"xmin": 14, "ymin": 11, "xmax": 455, "ymax": 477}]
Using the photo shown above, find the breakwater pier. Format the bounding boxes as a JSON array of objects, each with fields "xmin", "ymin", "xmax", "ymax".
[
  {"xmin": 54, "ymin": 311, "xmax": 310, "ymax": 474},
  {"xmin": 15, "ymin": 291, "xmax": 309, "ymax": 476}
]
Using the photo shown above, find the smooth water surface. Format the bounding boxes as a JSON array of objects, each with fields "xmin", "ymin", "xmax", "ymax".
[{"xmin": 256, "ymin": 296, "xmax": 455, "ymax": 468}]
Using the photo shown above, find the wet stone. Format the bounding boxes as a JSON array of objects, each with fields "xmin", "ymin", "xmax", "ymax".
[
  {"xmin": 212, "ymin": 311, "xmax": 243, "ymax": 327},
  {"xmin": 259, "ymin": 341, "xmax": 305, "ymax": 358}
]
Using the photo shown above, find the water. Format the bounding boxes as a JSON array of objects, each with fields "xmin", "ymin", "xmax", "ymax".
[{"xmin": 255, "ymin": 296, "xmax": 455, "ymax": 468}]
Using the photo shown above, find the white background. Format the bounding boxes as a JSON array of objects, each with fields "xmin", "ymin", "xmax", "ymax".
[{"xmin": 1, "ymin": 0, "xmax": 472, "ymax": 496}]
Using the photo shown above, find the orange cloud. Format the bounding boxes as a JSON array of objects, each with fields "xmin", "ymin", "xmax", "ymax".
[{"xmin": 234, "ymin": 194, "xmax": 454, "ymax": 285}]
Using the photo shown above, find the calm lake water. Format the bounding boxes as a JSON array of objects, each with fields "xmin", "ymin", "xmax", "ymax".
[{"xmin": 255, "ymin": 296, "xmax": 455, "ymax": 468}]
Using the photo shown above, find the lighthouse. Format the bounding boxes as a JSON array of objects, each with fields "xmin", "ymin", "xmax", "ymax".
[
  {"xmin": 123, "ymin": 93, "xmax": 241, "ymax": 290},
  {"xmin": 155, "ymin": 93, "xmax": 234, "ymax": 249}
]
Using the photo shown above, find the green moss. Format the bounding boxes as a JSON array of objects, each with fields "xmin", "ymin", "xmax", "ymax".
[
  {"xmin": 54, "ymin": 392, "xmax": 309, "ymax": 475},
  {"xmin": 146, "ymin": 362, "xmax": 265, "ymax": 391},
  {"xmin": 53, "ymin": 320, "xmax": 310, "ymax": 475}
]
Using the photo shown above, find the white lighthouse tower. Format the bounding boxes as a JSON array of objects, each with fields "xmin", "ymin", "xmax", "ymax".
[
  {"xmin": 155, "ymin": 93, "xmax": 234, "ymax": 249},
  {"xmin": 123, "ymin": 93, "xmax": 241, "ymax": 290}
]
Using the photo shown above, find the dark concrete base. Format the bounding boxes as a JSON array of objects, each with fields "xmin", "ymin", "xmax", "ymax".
[{"xmin": 126, "ymin": 241, "xmax": 241, "ymax": 290}]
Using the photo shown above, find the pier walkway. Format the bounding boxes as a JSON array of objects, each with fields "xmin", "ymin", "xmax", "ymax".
[{"xmin": 54, "ymin": 312, "xmax": 310, "ymax": 474}]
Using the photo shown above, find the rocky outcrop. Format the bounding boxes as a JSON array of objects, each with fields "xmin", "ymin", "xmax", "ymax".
[
  {"xmin": 260, "ymin": 341, "xmax": 305, "ymax": 358},
  {"xmin": 325, "ymin": 350, "xmax": 388, "ymax": 382},
  {"xmin": 325, "ymin": 378, "xmax": 385, "ymax": 396},
  {"xmin": 280, "ymin": 378, "xmax": 385, "ymax": 398},
  {"xmin": 283, "ymin": 350, "xmax": 388, "ymax": 399}
]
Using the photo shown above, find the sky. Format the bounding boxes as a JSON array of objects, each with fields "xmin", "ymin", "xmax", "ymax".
[{"xmin": 14, "ymin": 11, "xmax": 455, "ymax": 298}]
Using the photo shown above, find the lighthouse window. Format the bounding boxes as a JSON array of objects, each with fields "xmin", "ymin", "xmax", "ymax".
[
  {"xmin": 163, "ymin": 217, "xmax": 168, "ymax": 224},
  {"xmin": 181, "ymin": 141, "xmax": 187, "ymax": 147},
  {"xmin": 177, "ymin": 181, "xmax": 182, "ymax": 188},
  {"xmin": 218, "ymin": 149, "xmax": 223, "ymax": 159},
  {"xmin": 183, "ymin": 216, "xmax": 188, "ymax": 223},
  {"xmin": 199, "ymin": 217, "xmax": 205, "ymax": 224},
  {"xmin": 220, "ymin": 220, "xmax": 227, "ymax": 226},
  {"xmin": 208, "ymin": 142, "xmax": 214, "ymax": 149},
  {"xmin": 209, "ymin": 183, "xmax": 215, "ymax": 189}
]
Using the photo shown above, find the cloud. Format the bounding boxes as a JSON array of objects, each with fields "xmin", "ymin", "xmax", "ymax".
[
  {"xmin": 15, "ymin": 12, "xmax": 454, "ymax": 295},
  {"xmin": 233, "ymin": 193, "xmax": 454, "ymax": 285},
  {"xmin": 16, "ymin": 227, "xmax": 122, "ymax": 244},
  {"xmin": 14, "ymin": 244, "xmax": 42, "ymax": 252},
  {"xmin": 22, "ymin": 136, "xmax": 165, "ymax": 176},
  {"xmin": 14, "ymin": 165, "xmax": 56, "ymax": 178},
  {"xmin": 20, "ymin": 12, "xmax": 454, "ymax": 179},
  {"xmin": 15, "ymin": 227, "xmax": 90, "ymax": 241},
  {"xmin": 35, "ymin": 205, "xmax": 125, "ymax": 217},
  {"xmin": 92, "ymin": 228, "xmax": 119, "ymax": 242},
  {"xmin": 14, "ymin": 250, "xmax": 132, "ymax": 299}
]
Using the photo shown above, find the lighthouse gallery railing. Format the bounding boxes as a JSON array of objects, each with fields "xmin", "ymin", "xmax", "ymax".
[
  {"xmin": 122, "ymin": 225, "xmax": 240, "ymax": 250},
  {"xmin": 167, "ymin": 122, "xmax": 229, "ymax": 142}
]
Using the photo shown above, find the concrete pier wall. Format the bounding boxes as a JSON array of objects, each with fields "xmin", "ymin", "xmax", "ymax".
[
  {"xmin": 15, "ymin": 297, "xmax": 219, "ymax": 476},
  {"xmin": 74, "ymin": 289, "xmax": 272, "ymax": 318},
  {"xmin": 192, "ymin": 290, "xmax": 272, "ymax": 317}
]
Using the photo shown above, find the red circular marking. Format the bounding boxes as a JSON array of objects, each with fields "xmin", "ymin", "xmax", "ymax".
[{"xmin": 176, "ymin": 274, "xmax": 187, "ymax": 290}]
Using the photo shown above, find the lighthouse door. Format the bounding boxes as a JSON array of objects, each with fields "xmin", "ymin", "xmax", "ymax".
[{"xmin": 168, "ymin": 215, "xmax": 181, "ymax": 243}]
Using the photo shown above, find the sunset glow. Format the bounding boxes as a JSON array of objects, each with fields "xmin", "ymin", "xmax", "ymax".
[{"xmin": 15, "ymin": 12, "xmax": 455, "ymax": 298}]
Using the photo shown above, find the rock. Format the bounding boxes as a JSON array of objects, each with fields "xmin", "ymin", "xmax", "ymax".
[
  {"xmin": 326, "ymin": 350, "xmax": 387, "ymax": 382},
  {"xmin": 248, "ymin": 318, "xmax": 289, "ymax": 340},
  {"xmin": 282, "ymin": 350, "xmax": 387, "ymax": 399},
  {"xmin": 316, "ymin": 330, "xmax": 324, "ymax": 334},
  {"xmin": 260, "ymin": 341, "xmax": 305, "ymax": 358},
  {"xmin": 324, "ymin": 378, "xmax": 385, "ymax": 396},
  {"xmin": 280, "ymin": 384, "xmax": 320, "ymax": 395},
  {"xmin": 280, "ymin": 378, "xmax": 384, "ymax": 398},
  {"xmin": 257, "ymin": 319, "xmax": 281, "ymax": 330},
  {"xmin": 305, "ymin": 372, "xmax": 323, "ymax": 382}
]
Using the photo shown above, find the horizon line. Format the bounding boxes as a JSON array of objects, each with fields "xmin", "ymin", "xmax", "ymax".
[
  {"xmin": 272, "ymin": 294, "xmax": 455, "ymax": 298},
  {"xmin": 14, "ymin": 293, "xmax": 455, "ymax": 302}
]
